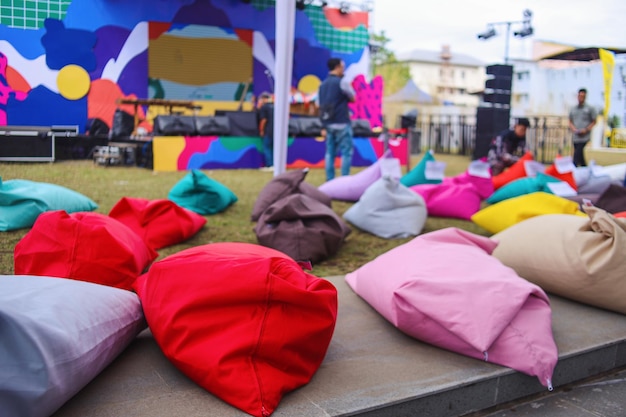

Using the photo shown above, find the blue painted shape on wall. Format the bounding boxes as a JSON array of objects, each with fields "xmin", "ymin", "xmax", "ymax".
[
  {"xmin": 41, "ymin": 19, "xmax": 97, "ymax": 71},
  {"xmin": 117, "ymin": 52, "xmax": 149, "ymax": 98},
  {"xmin": 63, "ymin": 0, "xmax": 196, "ymax": 31},
  {"xmin": 0, "ymin": 26, "xmax": 46, "ymax": 59},
  {"xmin": 293, "ymin": 38, "xmax": 331, "ymax": 82},
  {"xmin": 91, "ymin": 25, "xmax": 132, "ymax": 80},
  {"xmin": 172, "ymin": 0, "xmax": 231, "ymax": 27},
  {"xmin": 7, "ymin": 85, "xmax": 87, "ymax": 129}
]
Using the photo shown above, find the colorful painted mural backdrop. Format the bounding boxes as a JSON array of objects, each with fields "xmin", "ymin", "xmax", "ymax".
[
  {"xmin": 0, "ymin": 0, "xmax": 373, "ymax": 132},
  {"xmin": 152, "ymin": 135, "xmax": 408, "ymax": 171}
]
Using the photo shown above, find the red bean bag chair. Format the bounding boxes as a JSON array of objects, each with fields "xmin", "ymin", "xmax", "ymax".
[
  {"xmin": 491, "ymin": 152, "xmax": 534, "ymax": 190},
  {"xmin": 108, "ymin": 197, "xmax": 207, "ymax": 250},
  {"xmin": 133, "ymin": 243, "xmax": 338, "ymax": 417},
  {"xmin": 14, "ymin": 211, "xmax": 157, "ymax": 290},
  {"xmin": 544, "ymin": 157, "xmax": 577, "ymax": 191}
]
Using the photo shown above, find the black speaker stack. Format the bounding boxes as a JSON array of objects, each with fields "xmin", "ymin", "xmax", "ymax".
[
  {"xmin": 153, "ymin": 115, "xmax": 231, "ymax": 136},
  {"xmin": 473, "ymin": 64, "xmax": 513, "ymax": 159}
]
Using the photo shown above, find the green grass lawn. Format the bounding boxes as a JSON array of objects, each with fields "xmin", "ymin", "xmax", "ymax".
[{"xmin": 0, "ymin": 153, "xmax": 506, "ymax": 277}]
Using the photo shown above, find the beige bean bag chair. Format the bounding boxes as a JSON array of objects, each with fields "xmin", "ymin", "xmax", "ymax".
[{"xmin": 492, "ymin": 205, "xmax": 626, "ymax": 314}]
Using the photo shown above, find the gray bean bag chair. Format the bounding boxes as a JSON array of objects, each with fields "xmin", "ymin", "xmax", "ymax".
[
  {"xmin": 0, "ymin": 275, "xmax": 146, "ymax": 417},
  {"xmin": 343, "ymin": 176, "xmax": 427, "ymax": 239},
  {"xmin": 254, "ymin": 193, "xmax": 350, "ymax": 263}
]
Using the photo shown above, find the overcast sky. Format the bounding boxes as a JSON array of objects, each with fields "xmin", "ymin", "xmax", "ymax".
[{"xmin": 371, "ymin": 0, "xmax": 626, "ymax": 64}]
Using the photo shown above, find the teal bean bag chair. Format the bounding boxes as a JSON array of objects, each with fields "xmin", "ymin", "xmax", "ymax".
[
  {"xmin": 0, "ymin": 177, "xmax": 98, "ymax": 231},
  {"xmin": 486, "ymin": 172, "xmax": 563, "ymax": 205},
  {"xmin": 400, "ymin": 150, "xmax": 443, "ymax": 187},
  {"xmin": 168, "ymin": 170, "xmax": 238, "ymax": 215}
]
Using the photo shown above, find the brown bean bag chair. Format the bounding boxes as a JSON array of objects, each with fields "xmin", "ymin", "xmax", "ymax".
[
  {"xmin": 594, "ymin": 184, "xmax": 626, "ymax": 214},
  {"xmin": 492, "ymin": 205, "xmax": 626, "ymax": 314},
  {"xmin": 251, "ymin": 169, "xmax": 331, "ymax": 221},
  {"xmin": 255, "ymin": 193, "xmax": 351, "ymax": 263}
]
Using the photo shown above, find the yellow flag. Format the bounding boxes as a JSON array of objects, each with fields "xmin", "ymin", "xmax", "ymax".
[{"xmin": 599, "ymin": 48, "xmax": 615, "ymax": 121}]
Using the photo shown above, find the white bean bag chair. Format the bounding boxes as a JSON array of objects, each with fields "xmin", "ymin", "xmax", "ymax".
[{"xmin": 343, "ymin": 176, "xmax": 427, "ymax": 239}]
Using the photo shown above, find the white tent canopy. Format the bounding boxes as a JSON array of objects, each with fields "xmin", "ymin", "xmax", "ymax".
[{"xmin": 385, "ymin": 79, "xmax": 433, "ymax": 104}]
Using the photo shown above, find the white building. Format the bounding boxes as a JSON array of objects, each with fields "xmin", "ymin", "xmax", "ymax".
[
  {"xmin": 396, "ymin": 45, "xmax": 486, "ymax": 107},
  {"xmin": 511, "ymin": 48, "xmax": 626, "ymax": 128}
]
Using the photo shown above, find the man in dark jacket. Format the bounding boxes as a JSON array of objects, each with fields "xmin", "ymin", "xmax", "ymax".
[
  {"xmin": 487, "ymin": 117, "xmax": 531, "ymax": 175},
  {"xmin": 318, "ymin": 57, "xmax": 356, "ymax": 181},
  {"xmin": 257, "ymin": 91, "xmax": 274, "ymax": 169}
]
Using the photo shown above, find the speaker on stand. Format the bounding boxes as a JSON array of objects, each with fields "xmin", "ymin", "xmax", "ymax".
[{"xmin": 473, "ymin": 64, "xmax": 513, "ymax": 160}]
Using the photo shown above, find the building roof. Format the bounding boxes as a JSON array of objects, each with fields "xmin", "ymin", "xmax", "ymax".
[
  {"xmin": 542, "ymin": 46, "xmax": 626, "ymax": 61},
  {"xmin": 397, "ymin": 49, "xmax": 486, "ymax": 67}
]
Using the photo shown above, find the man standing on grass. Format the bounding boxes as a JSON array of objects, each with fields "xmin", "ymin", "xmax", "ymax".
[
  {"xmin": 318, "ymin": 57, "xmax": 356, "ymax": 181},
  {"xmin": 257, "ymin": 91, "xmax": 274, "ymax": 170},
  {"xmin": 568, "ymin": 88, "xmax": 597, "ymax": 167}
]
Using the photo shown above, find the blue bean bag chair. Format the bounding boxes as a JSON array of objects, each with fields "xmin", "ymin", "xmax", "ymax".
[
  {"xmin": 400, "ymin": 150, "xmax": 443, "ymax": 187},
  {"xmin": 0, "ymin": 177, "xmax": 97, "ymax": 231},
  {"xmin": 486, "ymin": 172, "xmax": 563, "ymax": 204},
  {"xmin": 168, "ymin": 170, "xmax": 238, "ymax": 215}
]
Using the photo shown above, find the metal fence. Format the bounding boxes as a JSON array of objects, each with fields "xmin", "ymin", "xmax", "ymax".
[{"xmin": 408, "ymin": 113, "xmax": 572, "ymax": 164}]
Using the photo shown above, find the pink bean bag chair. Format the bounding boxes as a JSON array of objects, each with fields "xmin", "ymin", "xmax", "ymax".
[{"xmin": 345, "ymin": 228, "xmax": 558, "ymax": 390}]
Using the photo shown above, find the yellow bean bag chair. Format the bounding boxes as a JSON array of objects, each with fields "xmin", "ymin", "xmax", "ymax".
[
  {"xmin": 471, "ymin": 192, "xmax": 585, "ymax": 234},
  {"xmin": 492, "ymin": 205, "xmax": 626, "ymax": 314}
]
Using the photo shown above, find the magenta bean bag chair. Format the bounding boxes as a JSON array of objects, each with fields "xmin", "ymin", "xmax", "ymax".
[{"xmin": 410, "ymin": 181, "xmax": 483, "ymax": 220}]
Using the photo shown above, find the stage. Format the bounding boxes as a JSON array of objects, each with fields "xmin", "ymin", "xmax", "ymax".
[{"xmin": 151, "ymin": 135, "xmax": 409, "ymax": 171}]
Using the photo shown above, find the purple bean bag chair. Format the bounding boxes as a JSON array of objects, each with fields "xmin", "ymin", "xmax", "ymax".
[{"xmin": 318, "ymin": 150, "xmax": 401, "ymax": 202}]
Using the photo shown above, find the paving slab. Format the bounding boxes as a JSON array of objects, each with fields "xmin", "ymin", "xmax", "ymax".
[
  {"xmin": 473, "ymin": 367, "xmax": 626, "ymax": 417},
  {"xmin": 53, "ymin": 276, "xmax": 626, "ymax": 417}
]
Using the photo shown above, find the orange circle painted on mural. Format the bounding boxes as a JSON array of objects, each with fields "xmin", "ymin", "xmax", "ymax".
[{"xmin": 57, "ymin": 65, "xmax": 91, "ymax": 100}]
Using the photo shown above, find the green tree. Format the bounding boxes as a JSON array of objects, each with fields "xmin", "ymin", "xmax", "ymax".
[{"xmin": 370, "ymin": 31, "xmax": 411, "ymax": 95}]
